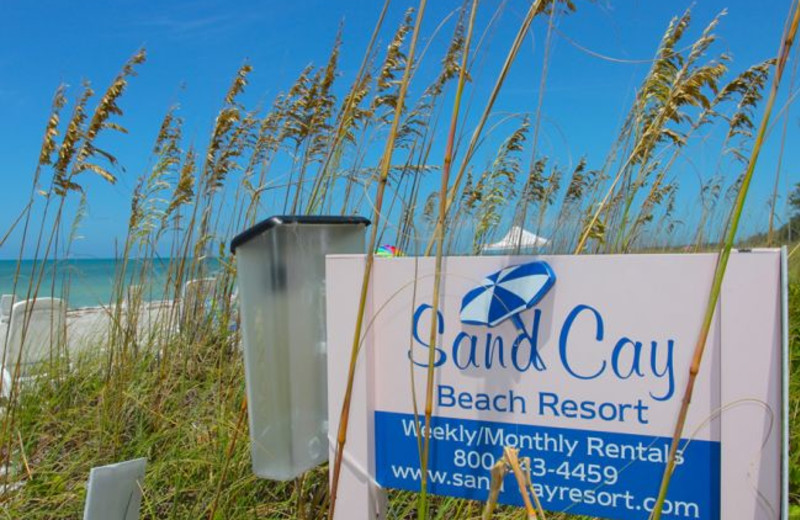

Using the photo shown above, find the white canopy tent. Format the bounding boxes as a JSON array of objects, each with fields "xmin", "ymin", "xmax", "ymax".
[{"xmin": 481, "ymin": 225, "xmax": 548, "ymax": 253}]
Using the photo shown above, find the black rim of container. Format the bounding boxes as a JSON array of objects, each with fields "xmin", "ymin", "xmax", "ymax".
[{"xmin": 230, "ymin": 215, "xmax": 371, "ymax": 254}]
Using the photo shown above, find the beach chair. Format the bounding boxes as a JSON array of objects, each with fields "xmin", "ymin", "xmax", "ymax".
[
  {"xmin": 1, "ymin": 297, "xmax": 67, "ymax": 397},
  {"xmin": 179, "ymin": 277, "xmax": 217, "ymax": 331},
  {"xmin": 228, "ymin": 288, "xmax": 242, "ymax": 351},
  {"xmin": 230, "ymin": 288, "xmax": 240, "ymax": 329},
  {"xmin": 124, "ymin": 284, "xmax": 171, "ymax": 352},
  {"xmin": 125, "ymin": 284, "xmax": 145, "ymax": 310},
  {"xmin": 0, "ymin": 295, "xmax": 15, "ymax": 324},
  {"xmin": 120, "ymin": 284, "xmax": 144, "ymax": 351}
]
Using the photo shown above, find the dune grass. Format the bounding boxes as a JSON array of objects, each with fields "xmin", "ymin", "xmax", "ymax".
[{"xmin": 2, "ymin": 271, "xmax": 797, "ymax": 519}]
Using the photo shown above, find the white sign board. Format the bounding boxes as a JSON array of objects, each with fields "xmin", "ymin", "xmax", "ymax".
[
  {"xmin": 326, "ymin": 251, "xmax": 786, "ymax": 520},
  {"xmin": 83, "ymin": 458, "xmax": 147, "ymax": 520}
]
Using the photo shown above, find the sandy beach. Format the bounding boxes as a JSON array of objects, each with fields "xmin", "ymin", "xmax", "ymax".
[{"xmin": 0, "ymin": 300, "xmax": 176, "ymax": 356}]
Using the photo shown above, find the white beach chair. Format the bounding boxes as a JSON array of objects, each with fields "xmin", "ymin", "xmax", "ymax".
[
  {"xmin": 1, "ymin": 297, "xmax": 67, "ymax": 397},
  {"xmin": 0, "ymin": 295, "xmax": 15, "ymax": 324},
  {"xmin": 124, "ymin": 284, "xmax": 170, "ymax": 352},
  {"xmin": 124, "ymin": 284, "xmax": 144, "ymax": 342},
  {"xmin": 230, "ymin": 288, "xmax": 240, "ymax": 328},
  {"xmin": 179, "ymin": 277, "xmax": 217, "ymax": 330},
  {"xmin": 228, "ymin": 288, "xmax": 242, "ymax": 351},
  {"xmin": 125, "ymin": 284, "xmax": 144, "ymax": 310}
]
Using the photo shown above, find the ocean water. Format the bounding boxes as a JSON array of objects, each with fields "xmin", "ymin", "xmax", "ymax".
[{"xmin": 0, "ymin": 258, "xmax": 221, "ymax": 309}]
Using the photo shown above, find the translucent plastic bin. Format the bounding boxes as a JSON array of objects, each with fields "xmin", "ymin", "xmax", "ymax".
[{"xmin": 230, "ymin": 216, "xmax": 369, "ymax": 480}]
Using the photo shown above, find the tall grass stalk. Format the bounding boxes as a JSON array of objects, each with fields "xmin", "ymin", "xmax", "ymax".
[
  {"xmin": 424, "ymin": 0, "xmax": 548, "ymax": 256},
  {"xmin": 504, "ymin": 447, "xmax": 539, "ymax": 519},
  {"xmin": 207, "ymin": 396, "xmax": 248, "ymax": 519},
  {"xmin": 482, "ymin": 457, "xmax": 508, "ymax": 520},
  {"xmin": 2, "ymin": 49, "xmax": 145, "ymax": 470},
  {"xmin": 419, "ymin": 2, "xmax": 477, "ymax": 517},
  {"xmin": 767, "ymin": 51, "xmax": 797, "ymax": 245},
  {"xmin": 0, "ymin": 85, "xmax": 66, "ymax": 404},
  {"xmin": 514, "ymin": 2, "xmax": 558, "ymax": 251},
  {"xmin": 327, "ymin": 2, "xmax": 428, "ymax": 517},
  {"xmin": 305, "ymin": 0, "xmax": 392, "ymax": 213},
  {"xmin": 651, "ymin": 2, "xmax": 800, "ymax": 517}
]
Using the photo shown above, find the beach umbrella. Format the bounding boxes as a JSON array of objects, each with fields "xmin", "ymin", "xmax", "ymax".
[
  {"xmin": 375, "ymin": 244, "xmax": 402, "ymax": 257},
  {"xmin": 482, "ymin": 225, "xmax": 548, "ymax": 252},
  {"xmin": 460, "ymin": 260, "xmax": 555, "ymax": 329}
]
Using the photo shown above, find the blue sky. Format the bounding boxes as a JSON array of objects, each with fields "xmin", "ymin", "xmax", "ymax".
[{"xmin": 0, "ymin": 0, "xmax": 796, "ymax": 258}]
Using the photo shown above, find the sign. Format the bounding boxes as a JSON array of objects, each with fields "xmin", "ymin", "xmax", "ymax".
[
  {"xmin": 83, "ymin": 458, "xmax": 147, "ymax": 520},
  {"xmin": 326, "ymin": 251, "xmax": 786, "ymax": 520}
]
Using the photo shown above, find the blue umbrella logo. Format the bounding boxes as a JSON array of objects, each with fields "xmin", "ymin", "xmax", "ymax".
[{"xmin": 460, "ymin": 260, "xmax": 555, "ymax": 330}]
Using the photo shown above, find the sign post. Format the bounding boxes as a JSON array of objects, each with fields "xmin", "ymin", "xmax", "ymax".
[{"xmin": 326, "ymin": 251, "xmax": 786, "ymax": 519}]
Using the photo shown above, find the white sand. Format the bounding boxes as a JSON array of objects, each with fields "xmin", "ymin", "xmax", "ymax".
[{"xmin": 1, "ymin": 300, "xmax": 177, "ymax": 356}]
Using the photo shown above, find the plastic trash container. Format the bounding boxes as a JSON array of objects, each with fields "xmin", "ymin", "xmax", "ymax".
[{"xmin": 230, "ymin": 215, "xmax": 370, "ymax": 480}]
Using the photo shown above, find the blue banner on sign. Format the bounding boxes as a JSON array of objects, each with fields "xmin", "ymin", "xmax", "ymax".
[{"xmin": 375, "ymin": 412, "xmax": 719, "ymax": 520}]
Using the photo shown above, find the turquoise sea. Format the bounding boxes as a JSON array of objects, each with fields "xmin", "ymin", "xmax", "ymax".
[{"xmin": 0, "ymin": 258, "xmax": 221, "ymax": 309}]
